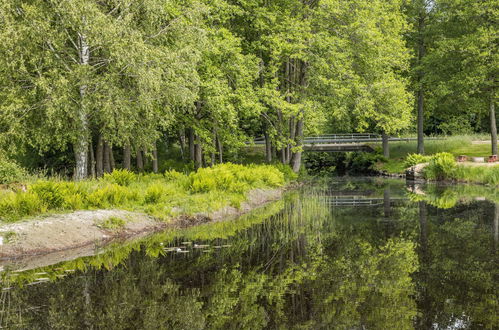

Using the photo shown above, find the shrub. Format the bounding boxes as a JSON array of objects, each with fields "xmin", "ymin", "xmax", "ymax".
[
  {"xmin": 345, "ymin": 152, "xmax": 385, "ymax": 174},
  {"xmin": 273, "ymin": 163, "xmax": 298, "ymax": 181},
  {"xmin": 0, "ymin": 192, "xmax": 45, "ymax": 221},
  {"xmin": 30, "ymin": 181, "xmax": 66, "ymax": 209},
  {"xmin": 103, "ymin": 169, "xmax": 136, "ymax": 186},
  {"xmin": 188, "ymin": 163, "xmax": 285, "ymax": 194},
  {"xmin": 0, "ymin": 158, "xmax": 27, "ymax": 184},
  {"xmin": 424, "ymin": 152, "xmax": 457, "ymax": 180},
  {"xmin": 87, "ymin": 184, "xmax": 133, "ymax": 208},
  {"xmin": 404, "ymin": 154, "xmax": 432, "ymax": 168},
  {"xmin": 144, "ymin": 184, "xmax": 168, "ymax": 204}
]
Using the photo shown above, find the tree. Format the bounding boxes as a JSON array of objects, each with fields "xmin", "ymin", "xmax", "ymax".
[{"xmin": 0, "ymin": 0, "xmax": 203, "ymax": 179}]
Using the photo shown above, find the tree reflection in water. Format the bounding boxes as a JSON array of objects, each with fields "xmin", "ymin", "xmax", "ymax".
[{"xmin": 1, "ymin": 179, "xmax": 497, "ymax": 329}]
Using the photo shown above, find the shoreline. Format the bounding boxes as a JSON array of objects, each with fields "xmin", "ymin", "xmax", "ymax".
[{"xmin": 0, "ymin": 188, "xmax": 283, "ymax": 265}]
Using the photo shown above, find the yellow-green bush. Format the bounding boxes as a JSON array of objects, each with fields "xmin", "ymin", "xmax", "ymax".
[
  {"xmin": 0, "ymin": 163, "xmax": 292, "ymax": 222},
  {"xmin": 424, "ymin": 153, "xmax": 457, "ymax": 180},
  {"xmin": 103, "ymin": 169, "xmax": 136, "ymax": 186},
  {"xmin": 87, "ymin": 184, "xmax": 135, "ymax": 208},
  {"xmin": 188, "ymin": 163, "xmax": 285, "ymax": 194}
]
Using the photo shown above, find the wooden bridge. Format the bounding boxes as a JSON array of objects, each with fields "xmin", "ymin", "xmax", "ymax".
[{"xmin": 254, "ymin": 134, "xmax": 417, "ymax": 153}]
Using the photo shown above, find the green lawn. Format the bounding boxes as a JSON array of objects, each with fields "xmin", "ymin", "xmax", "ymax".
[{"xmin": 375, "ymin": 135, "xmax": 497, "ymax": 174}]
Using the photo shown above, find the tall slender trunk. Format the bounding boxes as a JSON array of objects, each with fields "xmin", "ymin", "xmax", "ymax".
[
  {"xmin": 178, "ymin": 129, "xmax": 186, "ymax": 160},
  {"xmin": 143, "ymin": 148, "xmax": 149, "ymax": 169},
  {"xmin": 290, "ymin": 117, "xmax": 304, "ymax": 173},
  {"xmin": 194, "ymin": 135, "xmax": 203, "ymax": 170},
  {"xmin": 136, "ymin": 148, "xmax": 144, "ymax": 171},
  {"xmin": 217, "ymin": 135, "xmax": 223, "ymax": 164},
  {"xmin": 417, "ymin": 12, "xmax": 426, "ymax": 155},
  {"xmin": 96, "ymin": 135, "xmax": 104, "ymax": 177},
  {"xmin": 490, "ymin": 96, "xmax": 497, "ymax": 155},
  {"xmin": 417, "ymin": 89, "xmax": 425, "ymax": 154},
  {"xmin": 382, "ymin": 133, "xmax": 390, "ymax": 158},
  {"xmin": 123, "ymin": 144, "xmax": 131, "ymax": 170},
  {"xmin": 287, "ymin": 116, "xmax": 296, "ymax": 164},
  {"xmin": 103, "ymin": 141, "xmax": 111, "ymax": 173},
  {"xmin": 188, "ymin": 128, "xmax": 195, "ymax": 161},
  {"xmin": 109, "ymin": 144, "xmax": 115, "ymax": 171},
  {"xmin": 74, "ymin": 31, "xmax": 90, "ymax": 180},
  {"xmin": 264, "ymin": 129, "xmax": 272, "ymax": 163},
  {"xmin": 89, "ymin": 138, "xmax": 95, "ymax": 179},
  {"xmin": 152, "ymin": 144, "xmax": 158, "ymax": 173}
]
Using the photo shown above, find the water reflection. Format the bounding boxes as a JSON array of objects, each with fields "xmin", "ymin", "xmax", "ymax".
[{"xmin": 1, "ymin": 178, "xmax": 497, "ymax": 329}]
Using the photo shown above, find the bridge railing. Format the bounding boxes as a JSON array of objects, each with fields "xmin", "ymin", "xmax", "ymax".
[{"xmin": 252, "ymin": 134, "xmax": 439, "ymax": 145}]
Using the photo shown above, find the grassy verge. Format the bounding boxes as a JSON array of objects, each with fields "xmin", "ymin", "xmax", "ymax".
[
  {"xmin": 0, "ymin": 163, "xmax": 296, "ymax": 223},
  {"xmin": 375, "ymin": 135, "xmax": 497, "ymax": 174},
  {"xmin": 406, "ymin": 152, "xmax": 499, "ymax": 186}
]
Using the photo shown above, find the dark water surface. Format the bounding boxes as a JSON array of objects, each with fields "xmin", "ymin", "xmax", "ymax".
[{"xmin": 1, "ymin": 178, "xmax": 498, "ymax": 329}]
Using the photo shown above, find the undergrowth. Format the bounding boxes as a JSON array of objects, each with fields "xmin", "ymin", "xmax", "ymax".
[{"xmin": 0, "ymin": 163, "xmax": 292, "ymax": 222}]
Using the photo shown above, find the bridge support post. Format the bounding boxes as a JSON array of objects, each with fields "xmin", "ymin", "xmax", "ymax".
[{"xmin": 382, "ymin": 133, "xmax": 390, "ymax": 158}]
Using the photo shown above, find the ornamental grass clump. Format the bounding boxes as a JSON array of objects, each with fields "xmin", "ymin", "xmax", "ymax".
[{"xmin": 424, "ymin": 153, "xmax": 457, "ymax": 181}]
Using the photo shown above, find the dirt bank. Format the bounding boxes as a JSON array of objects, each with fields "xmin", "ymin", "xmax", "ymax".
[{"xmin": 0, "ymin": 188, "xmax": 282, "ymax": 266}]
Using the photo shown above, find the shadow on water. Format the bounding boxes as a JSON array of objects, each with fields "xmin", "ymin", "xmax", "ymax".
[{"xmin": 1, "ymin": 178, "xmax": 497, "ymax": 329}]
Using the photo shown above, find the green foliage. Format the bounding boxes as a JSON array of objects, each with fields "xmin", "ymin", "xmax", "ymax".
[
  {"xmin": 96, "ymin": 216, "xmax": 126, "ymax": 230},
  {"xmin": 103, "ymin": 170, "xmax": 136, "ymax": 187},
  {"xmin": 424, "ymin": 153, "xmax": 457, "ymax": 180},
  {"xmin": 404, "ymin": 154, "xmax": 432, "ymax": 168},
  {"xmin": 87, "ymin": 184, "xmax": 135, "ymax": 208},
  {"xmin": 0, "ymin": 157, "xmax": 27, "ymax": 184},
  {"xmin": 345, "ymin": 152, "xmax": 385, "ymax": 175},
  {"xmin": 188, "ymin": 163, "xmax": 284, "ymax": 194},
  {"xmin": 0, "ymin": 164, "xmax": 290, "ymax": 222},
  {"xmin": 144, "ymin": 184, "xmax": 168, "ymax": 204}
]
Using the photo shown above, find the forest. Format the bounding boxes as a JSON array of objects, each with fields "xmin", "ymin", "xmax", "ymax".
[{"xmin": 0, "ymin": 0, "xmax": 497, "ymax": 179}]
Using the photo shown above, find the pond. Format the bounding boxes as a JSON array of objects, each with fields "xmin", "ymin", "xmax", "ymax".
[{"xmin": 1, "ymin": 178, "xmax": 497, "ymax": 329}]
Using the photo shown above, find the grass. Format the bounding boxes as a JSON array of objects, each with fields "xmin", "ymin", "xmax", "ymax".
[
  {"xmin": 375, "ymin": 135, "xmax": 497, "ymax": 174},
  {"xmin": 0, "ymin": 163, "xmax": 293, "ymax": 223},
  {"xmin": 96, "ymin": 216, "xmax": 126, "ymax": 230}
]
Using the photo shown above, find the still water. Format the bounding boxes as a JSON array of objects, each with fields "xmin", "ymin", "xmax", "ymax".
[{"xmin": 1, "ymin": 178, "xmax": 498, "ymax": 329}]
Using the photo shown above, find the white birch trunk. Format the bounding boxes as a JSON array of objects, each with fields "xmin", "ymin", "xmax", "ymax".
[{"xmin": 74, "ymin": 31, "xmax": 90, "ymax": 180}]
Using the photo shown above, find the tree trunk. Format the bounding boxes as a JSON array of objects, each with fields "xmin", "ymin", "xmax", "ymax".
[
  {"xmin": 143, "ymin": 148, "xmax": 149, "ymax": 169},
  {"xmin": 382, "ymin": 133, "xmax": 390, "ymax": 158},
  {"xmin": 96, "ymin": 135, "xmax": 104, "ymax": 177},
  {"xmin": 103, "ymin": 141, "xmax": 111, "ymax": 173},
  {"xmin": 188, "ymin": 128, "xmax": 195, "ymax": 161},
  {"xmin": 152, "ymin": 144, "xmax": 158, "ymax": 173},
  {"xmin": 290, "ymin": 117, "xmax": 304, "ymax": 173},
  {"xmin": 490, "ymin": 96, "xmax": 497, "ymax": 155},
  {"xmin": 123, "ymin": 144, "xmax": 131, "ymax": 170},
  {"xmin": 287, "ymin": 116, "xmax": 296, "ymax": 164},
  {"xmin": 194, "ymin": 136, "xmax": 203, "ymax": 170},
  {"xmin": 417, "ymin": 89, "xmax": 425, "ymax": 154},
  {"xmin": 178, "ymin": 129, "xmax": 186, "ymax": 160},
  {"xmin": 109, "ymin": 144, "xmax": 115, "ymax": 171},
  {"xmin": 74, "ymin": 31, "xmax": 90, "ymax": 181},
  {"xmin": 136, "ymin": 148, "xmax": 144, "ymax": 171},
  {"xmin": 264, "ymin": 129, "xmax": 272, "ymax": 163},
  {"xmin": 417, "ymin": 12, "xmax": 426, "ymax": 155},
  {"xmin": 217, "ymin": 135, "xmax": 223, "ymax": 163},
  {"xmin": 89, "ymin": 139, "xmax": 95, "ymax": 179}
]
